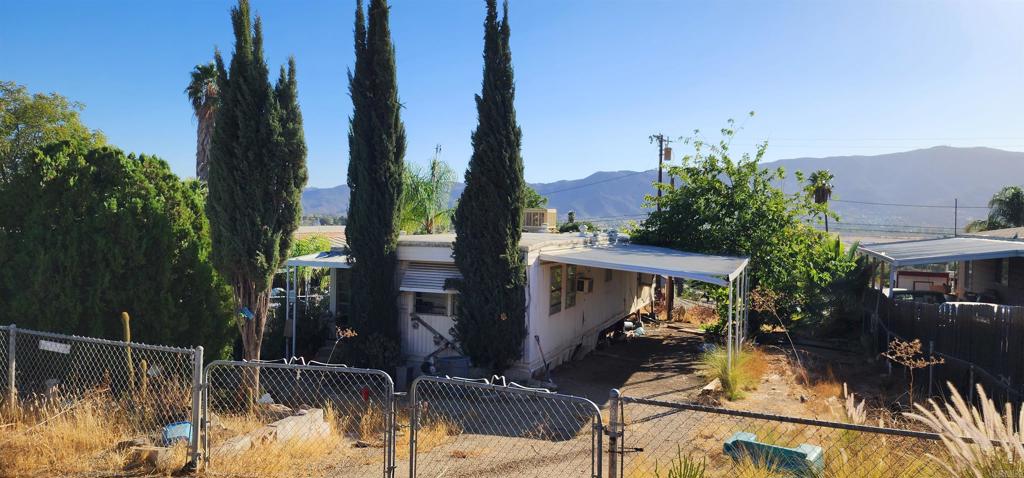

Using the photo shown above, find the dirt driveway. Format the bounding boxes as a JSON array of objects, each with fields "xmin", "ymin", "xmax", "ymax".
[{"xmin": 551, "ymin": 322, "xmax": 708, "ymax": 406}]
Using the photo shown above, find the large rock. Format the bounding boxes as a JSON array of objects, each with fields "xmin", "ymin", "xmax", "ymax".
[{"xmin": 213, "ymin": 408, "xmax": 332, "ymax": 456}]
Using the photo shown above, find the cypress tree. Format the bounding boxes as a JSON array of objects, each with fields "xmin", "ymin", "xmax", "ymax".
[
  {"xmin": 207, "ymin": 0, "xmax": 306, "ymax": 363},
  {"xmin": 346, "ymin": 0, "xmax": 406, "ymax": 347},
  {"xmin": 452, "ymin": 0, "xmax": 527, "ymax": 373}
]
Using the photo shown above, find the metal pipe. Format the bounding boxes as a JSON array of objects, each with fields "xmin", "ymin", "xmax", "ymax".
[
  {"xmin": 727, "ymin": 278, "xmax": 734, "ymax": 369},
  {"xmin": 7, "ymin": 324, "xmax": 15, "ymax": 407},
  {"xmin": 608, "ymin": 388, "xmax": 621, "ymax": 478},
  {"xmin": 189, "ymin": 346, "xmax": 205, "ymax": 468}
]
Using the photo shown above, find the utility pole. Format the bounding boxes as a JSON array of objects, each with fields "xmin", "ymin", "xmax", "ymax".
[
  {"xmin": 649, "ymin": 134, "xmax": 673, "ymax": 212},
  {"xmin": 954, "ymin": 198, "xmax": 958, "ymax": 237},
  {"xmin": 649, "ymin": 133, "xmax": 673, "ymax": 313}
]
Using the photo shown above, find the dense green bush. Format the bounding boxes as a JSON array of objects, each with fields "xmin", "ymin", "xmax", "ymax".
[{"xmin": 0, "ymin": 141, "xmax": 235, "ymax": 354}]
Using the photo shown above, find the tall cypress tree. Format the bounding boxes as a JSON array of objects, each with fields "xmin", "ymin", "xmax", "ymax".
[
  {"xmin": 208, "ymin": 0, "xmax": 306, "ymax": 363},
  {"xmin": 453, "ymin": 0, "xmax": 527, "ymax": 373},
  {"xmin": 346, "ymin": 0, "xmax": 406, "ymax": 346}
]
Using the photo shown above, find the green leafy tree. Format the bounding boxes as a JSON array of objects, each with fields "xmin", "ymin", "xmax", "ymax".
[
  {"xmin": 0, "ymin": 141, "xmax": 234, "ymax": 354},
  {"xmin": 524, "ymin": 184, "xmax": 548, "ymax": 208},
  {"xmin": 0, "ymin": 81, "xmax": 105, "ymax": 183},
  {"xmin": 452, "ymin": 0, "xmax": 527, "ymax": 372},
  {"xmin": 635, "ymin": 119, "xmax": 833, "ymax": 327},
  {"xmin": 966, "ymin": 186, "xmax": 1024, "ymax": 232},
  {"xmin": 345, "ymin": 0, "xmax": 407, "ymax": 350},
  {"xmin": 185, "ymin": 63, "xmax": 219, "ymax": 181},
  {"xmin": 207, "ymin": 0, "xmax": 307, "ymax": 364},
  {"xmin": 401, "ymin": 154, "xmax": 456, "ymax": 234}
]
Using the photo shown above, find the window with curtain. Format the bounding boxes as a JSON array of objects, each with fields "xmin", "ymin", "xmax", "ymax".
[{"xmin": 566, "ymin": 265, "xmax": 578, "ymax": 309}]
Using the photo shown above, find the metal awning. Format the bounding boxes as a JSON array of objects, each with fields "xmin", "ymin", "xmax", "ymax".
[
  {"xmin": 538, "ymin": 244, "xmax": 749, "ymax": 287},
  {"xmin": 400, "ymin": 262, "xmax": 462, "ymax": 294},
  {"xmin": 860, "ymin": 237, "xmax": 1024, "ymax": 267},
  {"xmin": 284, "ymin": 250, "xmax": 351, "ymax": 268}
]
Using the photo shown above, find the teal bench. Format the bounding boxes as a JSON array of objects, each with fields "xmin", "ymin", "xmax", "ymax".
[{"xmin": 724, "ymin": 431, "xmax": 824, "ymax": 475}]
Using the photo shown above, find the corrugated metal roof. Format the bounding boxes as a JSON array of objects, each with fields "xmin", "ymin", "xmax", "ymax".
[
  {"xmin": 285, "ymin": 250, "xmax": 350, "ymax": 268},
  {"xmin": 401, "ymin": 262, "xmax": 462, "ymax": 294},
  {"xmin": 860, "ymin": 237, "xmax": 1024, "ymax": 266},
  {"xmin": 538, "ymin": 244, "xmax": 748, "ymax": 286}
]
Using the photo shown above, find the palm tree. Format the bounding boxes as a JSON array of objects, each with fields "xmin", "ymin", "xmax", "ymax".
[
  {"xmin": 400, "ymin": 146, "xmax": 456, "ymax": 234},
  {"xmin": 185, "ymin": 62, "xmax": 219, "ymax": 182},
  {"xmin": 807, "ymin": 169, "xmax": 834, "ymax": 232},
  {"xmin": 967, "ymin": 186, "xmax": 1024, "ymax": 232}
]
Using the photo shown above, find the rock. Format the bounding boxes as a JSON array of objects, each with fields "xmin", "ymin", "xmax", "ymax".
[
  {"xmin": 213, "ymin": 408, "xmax": 332, "ymax": 456},
  {"xmin": 354, "ymin": 440, "xmax": 371, "ymax": 448},
  {"xmin": 701, "ymin": 378, "xmax": 723, "ymax": 394},
  {"xmin": 128, "ymin": 446, "xmax": 173, "ymax": 468},
  {"xmin": 799, "ymin": 395, "xmax": 808, "ymax": 403},
  {"xmin": 115, "ymin": 436, "xmax": 151, "ymax": 451}
]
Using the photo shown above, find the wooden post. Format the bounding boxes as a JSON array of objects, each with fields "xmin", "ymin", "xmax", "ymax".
[{"xmin": 121, "ymin": 312, "xmax": 135, "ymax": 391}]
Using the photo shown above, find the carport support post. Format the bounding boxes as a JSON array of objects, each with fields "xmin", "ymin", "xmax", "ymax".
[{"xmin": 727, "ymin": 277, "xmax": 734, "ymax": 369}]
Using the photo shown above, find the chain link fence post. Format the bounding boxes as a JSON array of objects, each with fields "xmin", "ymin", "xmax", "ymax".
[
  {"xmin": 607, "ymin": 388, "xmax": 620, "ymax": 478},
  {"xmin": 5, "ymin": 325, "xmax": 14, "ymax": 415},
  {"xmin": 6, "ymin": 324, "xmax": 15, "ymax": 408},
  {"xmin": 188, "ymin": 346, "xmax": 204, "ymax": 469}
]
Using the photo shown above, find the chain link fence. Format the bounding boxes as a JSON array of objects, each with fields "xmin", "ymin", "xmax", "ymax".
[
  {"xmin": 203, "ymin": 360, "xmax": 395, "ymax": 477},
  {"xmin": 408, "ymin": 376, "xmax": 603, "ymax": 478},
  {"xmin": 610, "ymin": 392, "xmax": 951, "ymax": 478},
  {"xmin": 1, "ymin": 324, "xmax": 202, "ymax": 475}
]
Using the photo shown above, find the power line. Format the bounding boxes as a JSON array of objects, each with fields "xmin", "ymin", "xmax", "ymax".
[
  {"xmin": 538, "ymin": 170, "xmax": 651, "ymax": 196},
  {"xmin": 832, "ymin": 199, "xmax": 990, "ymax": 209}
]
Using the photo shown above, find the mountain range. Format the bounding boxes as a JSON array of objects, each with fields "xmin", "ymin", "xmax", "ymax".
[{"xmin": 302, "ymin": 146, "xmax": 1024, "ymax": 236}]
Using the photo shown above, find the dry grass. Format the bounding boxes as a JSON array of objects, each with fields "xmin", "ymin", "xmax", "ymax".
[
  {"xmin": 395, "ymin": 409, "xmax": 461, "ymax": 459},
  {"xmin": 683, "ymin": 305, "xmax": 719, "ymax": 326},
  {"xmin": 703, "ymin": 345, "xmax": 769, "ymax": 401},
  {"xmin": 907, "ymin": 383, "xmax": 1024, "ymax": 478},
  {"xmin": 0, "ymin": 393, "xmax": 134, "ymax": 477},
  {"xmin": 208, "ymin": 403, "xmax": 351, "ymax": 477}
]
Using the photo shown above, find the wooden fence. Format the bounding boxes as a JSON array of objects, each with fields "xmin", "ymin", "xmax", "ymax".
[{"xmin": 865, "ymin": 288, "xmax": 1024, "ymax": 405}]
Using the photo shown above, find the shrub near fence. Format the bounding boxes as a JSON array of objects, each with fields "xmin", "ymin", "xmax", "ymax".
[{"xmin": 865, "ymin": 289, "xmax": 1024, "ymax": 404}]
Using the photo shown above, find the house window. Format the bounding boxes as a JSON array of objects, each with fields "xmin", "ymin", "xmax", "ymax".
[
  {"xmin": 566, "ymin": 265, "xmax": 578, "ymax": 309},
  {"xmin": 549, "ymin": 265, "xmax": 563, "ymax": 315},
  {"xmin": 999, "ymin": 258, "xmax": 1010, "ymax": 286},
  {"xmin": 414, "ymin": 292, "xmax": 448, "ymax": 315},
  {"xmin": 604, "ymin": 268, "xmax": 613, "ymax": 282}
]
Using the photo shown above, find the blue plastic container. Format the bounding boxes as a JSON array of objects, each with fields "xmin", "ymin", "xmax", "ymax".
[{"xmin": 161, "ymin": 421, "xmax": 192, "ymax": 446}]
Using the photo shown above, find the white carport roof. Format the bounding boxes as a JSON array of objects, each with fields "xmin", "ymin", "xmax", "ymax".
[
  {"xmin": 538, "ymin": 244, "xmax": 749, "ymax": 286},
  {"xmin": 284, "ymin": 250, "xmax": 351, "ymax": 268},
  {"xmin": 860, "ymin": 237, "xmax": 1024, "ymax": 267}
]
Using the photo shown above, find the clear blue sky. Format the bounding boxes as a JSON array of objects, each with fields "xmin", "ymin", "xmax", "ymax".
[{"xmin": 3, "ymin": 1, "xmax": 1024, "ymax": 188}]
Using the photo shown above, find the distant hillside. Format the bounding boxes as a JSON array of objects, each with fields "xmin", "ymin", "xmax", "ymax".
[{"xmin": 302, "ymin": 146, "xmax": 1024, "ymax": 234}]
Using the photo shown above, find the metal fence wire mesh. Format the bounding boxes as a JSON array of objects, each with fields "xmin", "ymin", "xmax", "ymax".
[
  {"xmin": 409, "ymin": 376, "xmax": 603, "ymax": 478},
  {"xmin": 13, "ymin": 329, "xmax": 198, "ymax": 427},
  {"xmin": 616, "ymin": 395, "xmax": 951, "ymax": 478},
  {"xmin": 203, "ymin": 361, "xmax": 396, "ymax": 478}
]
